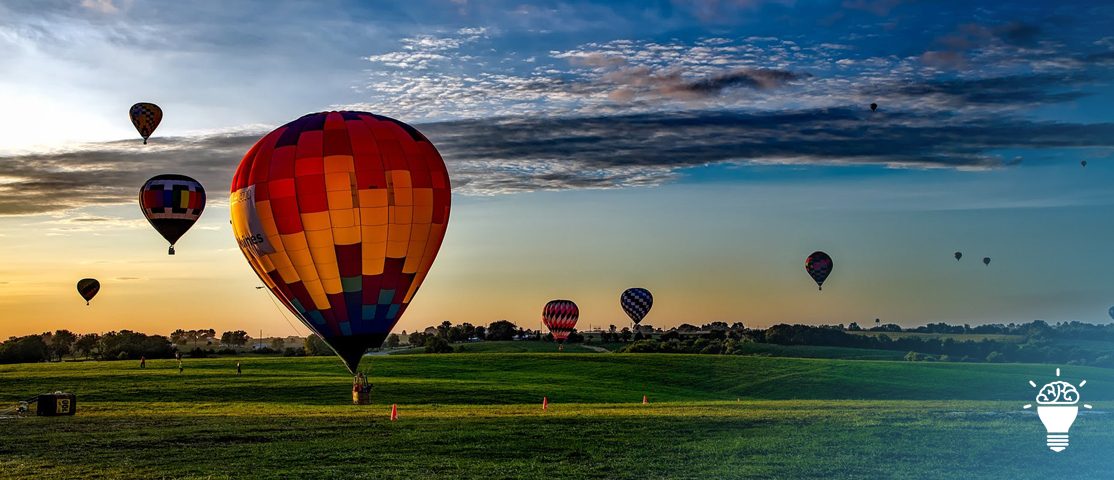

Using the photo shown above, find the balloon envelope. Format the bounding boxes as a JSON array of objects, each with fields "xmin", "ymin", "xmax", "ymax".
[
  {"xmin": 620, "ymin": 288, "xmax": 653, "ymax": 325},
  {"xmin": 983, "ymin": 257, "xmax": 991, "ymax": 266},
  {"xmin": 954, "ymin": 251, "xmax": 962, "ymax": 261},
  {"xmin": 230, "ymin": 111, "xmax": 451, "ymax": 373},
  {"xmin": 543, "ymin": 300, "xmax": 579, "ymax": 342},
  {"xmin": 77, "ymin": 278, "xmax": 100, "ymax": 305},
  {"xmin": 140, "ymin": 174, "xmax": 206, "ymax": 254},
  {"xmin": 870, "ymin": 102, "xmax": 878, "ymax": 112},
  {"xmin": 805, "ymin": 251, "xmax": 833, "ymax": 290},
  {"xmin": 1081, "ymin": 160, "xmax": 1087, "ymax": 167},
  {"xmin": 129, "ymin": 102, "xmax": 162, "ymax": 144},
  {"xmin": 1109, "ymin": 306, "xmax": 1114, "ymax": 321}
]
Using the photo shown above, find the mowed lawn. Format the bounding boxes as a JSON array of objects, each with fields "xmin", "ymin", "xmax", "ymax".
[{"xmin": 2, "ymin": 354, "xmax": 1113, "ymax": 479}]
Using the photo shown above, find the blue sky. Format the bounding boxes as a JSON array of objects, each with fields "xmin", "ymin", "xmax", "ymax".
[{"xmin": 1, "ymin": 0, "xmax": 1113, "ymax": 337}]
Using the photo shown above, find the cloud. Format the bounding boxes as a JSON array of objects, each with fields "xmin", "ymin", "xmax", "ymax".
[
  {"xmin": 4, "ymin": 107, "xmax": 1113, "ymax": 212},
  {"xmin": 0, "ymin": 132, "xmax": 248, "ymax": 215},
  {"xmin": 921, "ymin": 21, "xmax": 1054, "ymax": 71},
  {"xmin": 882, "ymin": 73, "xmax": 1091, "ymax": 107},
  {"xmin": 79, "ymin": 0, "xmax": 122, "ymax": 14}
]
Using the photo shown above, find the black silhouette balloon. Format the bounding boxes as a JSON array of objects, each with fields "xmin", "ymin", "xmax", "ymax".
[
  {"xmin": 1081, "ymin": 160, "xmax": 1087, "ymax": 167},
  {"xmin": 983, "ymin": 257, "xmax": 991, "ymax": 266},
  {"xmin": 870, "ymin": 103, "xmax": 878, "ymax": 112},
  {"xmin": 954, "ymin": 251, "xmax": 963, "ymax": 261},
  {"xmin": 77, "ymin": 278, "xmax": 100, "ymax": 306},
  {"xmin": 805, "ymin": 251, "xmax": 834, "ymax": 291}
]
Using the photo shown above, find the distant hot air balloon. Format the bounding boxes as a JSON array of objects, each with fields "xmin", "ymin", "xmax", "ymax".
[
  {"xmin": 870, "ymin": 102, "xmax": 878, "ymax": 112},
  {"xmin": 230, "ymin": 111, "xmax": 451, "ymax": 375},
  {"xmin": 982, "ymin": 257, "xmax": 991, "ymax": 266},
  {"xmin": 77, "ymin": 278, "xmax": 100, "ymax": 306},
  {"xmin": 954, "ymin": 251, "xmax": 963, "ymax": 261},
  {"xmin": 140, "ymin": 174, "xmax": 205, "ymax": 255},
  {"xmin": 129, "ymin": 102, "xmax": 163, "ymax": 144},
  {"xmin": 805, "ymin": 251, "xmax": 834, "ymax": 291},
  {"xmin": 1109, "ymin": 306, "xmax": 1114, "ymax": 321},
  {"xmin": 1081, "ymin": 160, "xmax": 1088, "ymax": 167},
  {"xmin": 620, "ymin": 288, "xmax": 653, "ymax": 325},
  {"xmin": 543, "ymin": 300, "xmax": 579, "ymax": 346}
]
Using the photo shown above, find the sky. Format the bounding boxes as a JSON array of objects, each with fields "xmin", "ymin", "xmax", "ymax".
[{"xmin": 2, "ymin": 0, "xmax": 1114, "ymax": 339}]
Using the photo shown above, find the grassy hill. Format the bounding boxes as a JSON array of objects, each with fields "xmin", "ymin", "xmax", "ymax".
[{"xmin": 2, "ymin": 355, "xmax": 1113, "ymax": 479}]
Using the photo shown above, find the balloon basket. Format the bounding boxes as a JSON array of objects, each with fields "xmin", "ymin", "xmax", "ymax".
[{"xmin": 352, "ymin": 373, "xmax": 371, "ymax": 405}]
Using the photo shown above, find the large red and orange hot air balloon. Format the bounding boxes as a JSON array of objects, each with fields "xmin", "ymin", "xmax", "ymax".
[
  {"xmin": 230, "ymin": 111, "xmax": 450, "ymax": 374},
  {"xmin": 543, "ymin": 300, "xmax": 579, "ymax": 348}
]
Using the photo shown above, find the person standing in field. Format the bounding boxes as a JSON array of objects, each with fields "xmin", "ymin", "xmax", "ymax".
[
  {"xmin": 236, "ymin": 362, "xmax": 241, "ymax": 375},
  {"xmin": 178, "ymin": 359, "xmax": 183, "ymax": 374},
  {"xmin": 139, "ymin": 356, "xmax": 146, "ymax": 369}
]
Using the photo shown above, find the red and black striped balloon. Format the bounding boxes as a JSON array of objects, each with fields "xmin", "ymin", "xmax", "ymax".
[{"xmin": 542, "ymin": 299, "xmax": 579, "ymax": 342}]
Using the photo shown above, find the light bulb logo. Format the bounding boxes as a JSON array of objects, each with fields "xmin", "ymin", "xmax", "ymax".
[{"xmin": 1024, "ymin": 368, "xmax": 1092, "ymax": 452}]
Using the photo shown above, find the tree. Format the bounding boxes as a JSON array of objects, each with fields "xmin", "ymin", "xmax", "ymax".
[
  {"xmin": 486, "ymin": 320, "xmax": 518, "ymax": 341},
  {"xmin": 48, "ymin": 329, "xmax": 77, "ymax": 361},
  {"xmin": 170, "ymin": 329, "xmax": 188, "ymax": 345},
  {"xmin": 221, "ymin": 330, "xmax": 250, "ymax": 346},
  {"xmin": 620, "ymin": 328, "xmax": 633, "ymax": 343},
  {"xmin": 437, "ymin": 321, "xmax": 453, "ymax": 339},
  {"xmin": 0, "ymin": 335, "xmax": 50, "ymax": 364},
  {"xmin": 424, "ymin": 336, "xmax": 453, "ymax": 354},
  {"xmin": 408, "ymin": 332, "xmax": 427, "ymax": 347},
  {"xmin": 73, "ymin": 333, "xmax": 100, "ymax": 359},
  {"xmin": 304, "ymin": 335, "xmax": 331, "ymax": 356},
  {"xmin": 270, "ymin": 338, "xmax": 285, "ymax": 351},
  {"xmin": 386, "ymin": 333, "xmax": 400, "ymax": 348}
]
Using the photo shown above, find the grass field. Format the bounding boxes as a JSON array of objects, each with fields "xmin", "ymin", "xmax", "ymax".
[
  {"xmin": 389, "ymin": 340, "xmax": 622, "ymax": 354},
  {"xmin": 393, "ymin": 340, "xmax": 910, "ymax": 359},
  {"xmin": 2, "ymin": 354, "xmax": 1113, "ymax": 479}
]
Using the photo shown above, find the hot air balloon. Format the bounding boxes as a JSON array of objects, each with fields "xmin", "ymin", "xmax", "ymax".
[
  {"xmin": 129, "ymin": 102, "xmax": 162, "ymax": 144},
  {"xmin": 543, "ymin": 300, "xmax": 579, "ymax": 349},
  {"xmin": 983, "ymin": 257, "xmax": 991, "ymax": 266},
  {"xmin": 77, "ymin": 278, "xmax": 100, "ymax": 305},
  {"xmin": 620, "ymin": 288, "xmax": 653, "ymax": 325},
  {"xmin": 870, "ymin": 102, "xmax": 878, "ymax": 112},
  {"xmin": 954, "ymin": 251, "xmax": 963, "ymax": 261},
  {"xmin": 805, "ymin": 251, "xmax": 833, "ymax": 291},
  {"xmin": 230, "ymin": 111, "xmax": 451, "ymax": 375},
  {"xmin": 140, "ymin": 174, "xmax": 206, "ymax": 255},
  {"xmin": 1081, "ymin": 160, "xmax": 1087, "ymax": 167},
  {"xmin": 1109, "ymin": 306, "xmax": 1114, "ymax": 321}
]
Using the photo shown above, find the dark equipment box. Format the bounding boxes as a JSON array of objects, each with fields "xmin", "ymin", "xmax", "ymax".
[{"xmin": 36, "ymin": 393, "xmax": 76, "ymax": 416}]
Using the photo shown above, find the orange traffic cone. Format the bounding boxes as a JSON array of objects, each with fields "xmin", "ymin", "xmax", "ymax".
[
  {"xmin": 542, "ymin": 396, "xmax": 548, "ymax": 411},
  {"xmin": 390, "ymin": 404, "xmax": 398, "ymax": 421},
  {"xmin": 642, "ymin": 394, "xmax": 648, "ymax": 405}
]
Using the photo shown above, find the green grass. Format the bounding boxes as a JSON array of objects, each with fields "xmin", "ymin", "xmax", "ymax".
[
  {"xmin": 393, "ymin": 340, "xmax": 910, "ymax": 359},
  {"xmin": 390, "ymin": 340, "xmax": 616, "ymax": 354},
  {"xmin": 2, "ymin": 355, "xmax": 1113, "ymax": 479}
]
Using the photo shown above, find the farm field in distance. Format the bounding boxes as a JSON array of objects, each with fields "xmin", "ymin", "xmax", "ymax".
[{"xmin": 2, "ymin": 354, "xmax": 1113, "ymax": 479}]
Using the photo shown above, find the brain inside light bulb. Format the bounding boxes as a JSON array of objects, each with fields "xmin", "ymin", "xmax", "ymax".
[{"xmin": 1036, "ymin": 381, "xmax": 1079, "ymax": 405}]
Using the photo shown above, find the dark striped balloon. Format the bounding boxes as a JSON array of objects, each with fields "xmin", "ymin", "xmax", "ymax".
[
  {"xmin": 805, "ymin": 251, "xmax": 833, "ymax": 291},
  {"xmin": 140, "ymin": 174, "xmax": 206, "ymax": 255},
  {"xmin": 542, "ymin": 300, "xmax": 579, "ymax": 342},
  {"xmin": 620, "ymin": 288, "xmax": 653, "ymax": 325},
  {"xmin": 77, "ymin": 278, "xmax": 100, "ymax": 306}
]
